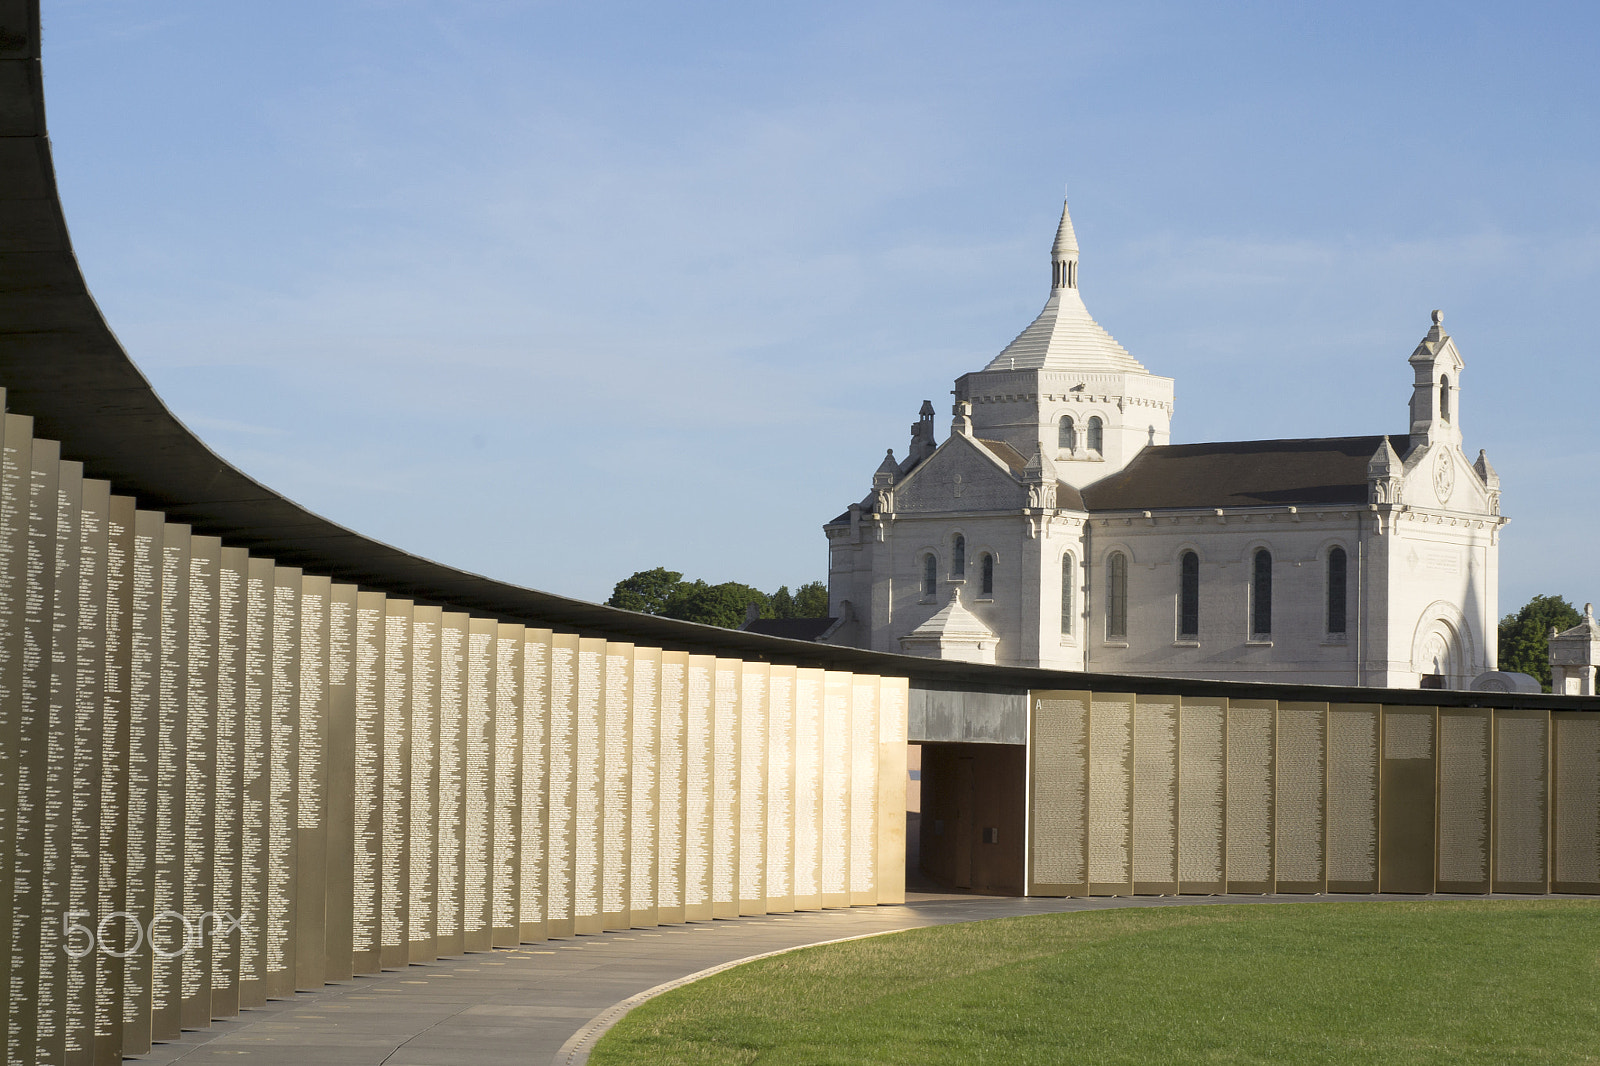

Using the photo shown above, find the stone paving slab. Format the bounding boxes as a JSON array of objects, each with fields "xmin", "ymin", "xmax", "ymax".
[{"xmin": 133, "ymin": 892, "xmax": 1561, "ymax": 1065}]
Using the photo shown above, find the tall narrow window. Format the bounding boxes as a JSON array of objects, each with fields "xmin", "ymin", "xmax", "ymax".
[
  {"xmin": 1252, "ymin": 549, "xmax": 1273, "ymax": 637},
  {"xmin": 980, "ymin": 554, "xmax": 994, "ymax": 597},
  {"xmin": 1106, "ymin": 552, "xmax": 1127, "ymax": 640},
  {"xmin": 1087, "ymin": 416, "xmax": 1104, "ymax": 454},
  {"xmin": 1061, "ymin": 554, "xmax": 1075, "ymax": 635},
  {"xmin": 922, "ymin": 553, "xmax": 937, "ymax": 596},
  {"xmin": 1178, "ymin": 551, "xmax": 1199, "ymax": 639},
  {"xmin": 1440, "ymin": 375, "xmax": 1450, "ymax": 422},
  {"xmin": 952, "ymin": 535, "xmax": 965, "ymax": 578},
  {"xmin": 1058, "ymin": 416, "xmax": 1076, "ymax": 451},
  {"xmin": 1327, "ymin": 547, "xmax": 1348, "ymax": 635}
]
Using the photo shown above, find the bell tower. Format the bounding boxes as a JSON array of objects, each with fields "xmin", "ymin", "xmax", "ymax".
[{"xmin": 1408, "ymin": 309, "xmax": 1464, "ymax": 450}]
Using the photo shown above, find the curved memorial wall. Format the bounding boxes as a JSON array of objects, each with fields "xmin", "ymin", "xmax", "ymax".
[{"xmin": 0, "ymin": 4, "xmax": 1596, "ymax": 1064}]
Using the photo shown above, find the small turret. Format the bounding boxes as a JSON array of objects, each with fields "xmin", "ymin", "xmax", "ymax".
[
  {"xmin": 951, "ymin": 399, "xmax": 973, "ymax": 438},
  {"xmin": 909, "ymin": 400, "xmax": 937, "ymax": 464},
  {"xmin": 1367, "ymin": 435, "xmax": 1403, "ymax": 504},
  {"xmin": 1474, "ymin": 448, "xmax": 1500, "ymax": 515},
  {"xmin": 1021, "ymin": 448, "xmax": 1057, "ymax": 509},
  {"xmin": 1051, "ymin": 189, "xmax": 1079, "ymax": 291}
]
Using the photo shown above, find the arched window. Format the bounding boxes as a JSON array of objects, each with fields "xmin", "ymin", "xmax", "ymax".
[
  {"xmin": 1327, "ymin": 547, "xmax": 1348, "ymax": 635},
  {"xmin": 1106, "ymin": 552, "xmax": 1127, "ymax": 640},
  {"xmin": 921, "ymin": 553, "xmax": 937, "ymax": 596},
  {"xmin": 952, "ymin": 534, "xmax": 966, "ymax": 578},
  {"xmin": 1060, "ymin": 554, "xmax": 1075, "ymax": 635},
  {"xmin": 1440, "ymin": 375, "xmax": 1450, "ymax": 422},
  {"xmin": 1087, "ymin": 416, "xmax": 1104, "ymax": 454},
  {"xmin": 980, "ymin": 554, "xmax": 994, "ymax": 597},
  {"xmin": 1252, "ymin": 549, "xmax": 1273, "ymax": 637},
  {"xmin": 1178, "ymin": 551, "xmax": 1199, "ymax": 639},
  {"xmin": 1058, "ymin": 416, "xmax": 1076, "ymax": 451}
]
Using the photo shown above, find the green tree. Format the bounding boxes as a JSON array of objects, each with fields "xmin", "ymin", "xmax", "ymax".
[
  {"xmin": 662, "ymin": 580, "xmax": 770, "ymax": 629},
  {"xmin": 793, "ymin": 580, "xmax": 829, "ymax": 617},
  {"xmin": 606, "ymin": 567, "xmax": 683, "ymax": 615},
  {"xmin": 1498, "ymin": 594, "xmax": 1582, "ymax": 692},
  {"xmin": 770, "ymin": 586, "xmax": 796, "ymax": 619}
]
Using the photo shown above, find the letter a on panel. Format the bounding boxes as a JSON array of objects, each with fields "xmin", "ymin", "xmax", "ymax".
[
  {"xmin": 1436, "ymin": 707, "xmax": 1492, "ymax": 894},
  {"xmin": 1379, "ymin": 705, "xmax": 1436, "ymax": 894},
  {"xmin": 1492, "ymin": 708, "xmax": 1549, "ymax": 894},
  {"xmin": 1029, "ymin": 691, "xmax": 1091, "ymax": 897},
  {"xmin": 1551, "ymin": 712, "xmax": 1600, "ymax": 894}
]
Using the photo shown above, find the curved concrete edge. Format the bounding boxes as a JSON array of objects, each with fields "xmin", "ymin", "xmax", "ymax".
[{"xmin": 553, "ymin": 928, "xmax": 907, "ymax": 1066}]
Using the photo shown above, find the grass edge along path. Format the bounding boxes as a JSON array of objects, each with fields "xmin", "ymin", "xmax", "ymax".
[{"xmin": 590, "ymin": 900, "xmax": 1600, "ymax": 1066}]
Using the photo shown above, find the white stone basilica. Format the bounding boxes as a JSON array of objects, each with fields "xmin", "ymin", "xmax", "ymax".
[{"xmin": 824, "ymin": 194, "xmax": 1509, "ymax": 688}]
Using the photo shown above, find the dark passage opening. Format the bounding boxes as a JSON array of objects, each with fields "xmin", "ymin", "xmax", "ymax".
[{"xmin": 911, "ymin": 742, "xmax": 1026, "ymax": 895}]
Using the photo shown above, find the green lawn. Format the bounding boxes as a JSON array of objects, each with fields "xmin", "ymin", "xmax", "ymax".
[{"xmin": 590, "ymin": 900, "xmax": 1600, "ymax": 1065}]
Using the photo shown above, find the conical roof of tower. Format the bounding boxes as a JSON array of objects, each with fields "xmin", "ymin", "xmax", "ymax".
[{"xmin": 985, "ymin": 195, "xmax": 1147, "ymax": 373}]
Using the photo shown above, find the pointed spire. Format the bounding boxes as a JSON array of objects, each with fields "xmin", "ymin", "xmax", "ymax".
[
  {"xmin": 1474, "ymin": 448, "xmax": 1499, "ymax": 489},
  {"xmin": 1368, "ymin": 435, "xmax": 1401, "ymax": 478},
  {"xmin": 873, "ymin": 448, "xmax": 898, "ymax": 486},
  {"xmin": 1051, "ymin": 186, "xmax": 1079, "ymax": 291}
]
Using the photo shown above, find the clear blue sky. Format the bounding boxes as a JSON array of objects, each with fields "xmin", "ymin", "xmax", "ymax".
[{"xmin": 41, "ymin": 1, "xmax": 1600, "ymax": 616}]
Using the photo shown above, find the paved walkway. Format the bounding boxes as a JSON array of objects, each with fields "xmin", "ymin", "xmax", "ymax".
[{"xmin": 137, "ymin": 891, "xmax": 1546, "ymax": 1066}]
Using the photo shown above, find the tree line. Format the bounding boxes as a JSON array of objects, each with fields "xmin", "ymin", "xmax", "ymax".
[
  {"xmin": 1498, "ymin": 593, "xmax": 1585, "ymax": 691},
  {"xmin": 606, "ymin": 567, "xmax": 829, "ymax": 630}
]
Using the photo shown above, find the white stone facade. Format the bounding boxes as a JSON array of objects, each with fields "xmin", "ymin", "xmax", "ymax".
[{"xmin": 824, "ymin": 195, "xmax": 1508, "ymax": 689}]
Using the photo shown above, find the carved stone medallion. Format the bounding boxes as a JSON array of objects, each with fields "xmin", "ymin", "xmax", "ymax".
[{"xmin": 1432, "ymin": 451, "xmax": 1454, "ymax": 504}]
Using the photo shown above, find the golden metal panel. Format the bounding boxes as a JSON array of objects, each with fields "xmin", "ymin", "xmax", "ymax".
[
  {"xmin": 150, "ymin": 522, "xmax": 190, "ymax": 1035},
  {"xmin": 1089, "ymin": 692, "xmax": 1135, "ymax": 896},
  {"xmin": 1325, "ymin": 703, "xmax": 1380, "ymax": 893},
  {"xmin": 349, "ymin": 592, "xmax": 385, "ymax": 973},
  {"xmin": 874, "ymin": 676, "xmax": 909, "ymax": 907},
  {"xmin": 67, "ymin": 470, "xmax": 104, "ymax": 1055},
  {"xmin": 236, "ymin": 555, "xmax": 276, "ymax": 1005},
  {"xmin": 629, "ymin": 646, "xmax": 661, "ymax": 929},
  {"xmin": 264, "ymin": 567, "xmax": 301, "ymax": 995},
  {"xmin": 601, "ymin": 643, "xmax": 632, "ymax": 930},
  {"xmin": 1492, "ymin": 708, "xmax": 1549, "ymax": 894},
  {"xmin": 544, "ymin": 632, "xmax": 578, "ymax": 938},
  {"xmin": 1274, "ymin": 702, "xmax": 1326, "ymax": 894},
  {"xmin": 847, "ymin": 676, "xmax": 878, "ymax": 907},
  {"xmin": 791, "ymin": 667, "xmax": 824, "ymax": 911},
  {"xmin": 712, "ymin": 659, "xmax": 741, "ymax": 917},
  {"xmin": 819, "ymin": 670, "xmax": 851, "ymax": 909},
  {"xmin": 1133, "ymin": 694, "xmax": 1179, "ymax": 896},
  {"xmin": 741, "ymin": 663, "xmax": 771, "ymax": 914},
  {"xmin": 572, "ymin": 636, "xmax": 604, "ymax": 935},
  {"xmin": 379, "ymin": 599, "xmax": 411, "ymax": 968},
  {"xmin": 518, "ymin": 629, "xmax": 551, "ymax": 942},
  {"xmin": 655, "ymin": 650, "xmax": 689, "ymax": 925},
  {"xmin": 321, "ymin": 582, "xmax": 357, "ymax": 983},
  {"xmin": 463, "ymin": 617, "xmax": 497, "ymax": 949},
  {"xmin": 434, "ymin": 612, "xmax": 468, "ymax": 956},
  {"xmin": 1225, "ymin": 699, "xmax": 1275, "ymax": 895},
  {"xmin": 407, "ymin": 607, "xmax": 441, "ymax": 962},
  {"xmin": 0, "ymin": 414, "xmax": 28, "ymax": 1062},
  {"xmin": 1551, "ymin": 712, "xmax": 1600, "ymax": 893},
  {"xmin": 1436, "ymin": 707, "xmax": 1492, "ymax": 894},
  {"xmin": 682, "ymin": 654, "xmax": 714, "ymax": 920},
  {"xmin": 492, "ymin": 625, "xmax": 523, "ymax": 946},
  {"xmin": 95, "ymin": 493, "xmax": 136, "ymax": 1063},
  {"xmin": 764, "ymin": 665, "xmax": 797, "ymax": 913},
  {"xmin": 294, "ymin": 573, "xmax": 330, "ymax": 989},
  {"xmin": 1028, "ymin": 691, "xmax": 1090, "ymax": 897},
  {"xmin": 181, "ymin": 535, "xmax": 220, "ymax": 1027},
  {"xmin": 1177, "ymin": 696, "xmax": 1226, "ymax": 895},
  {"xmin": 1379, "ymin": 705, "xmax": 1436, "ymax": 894}
]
